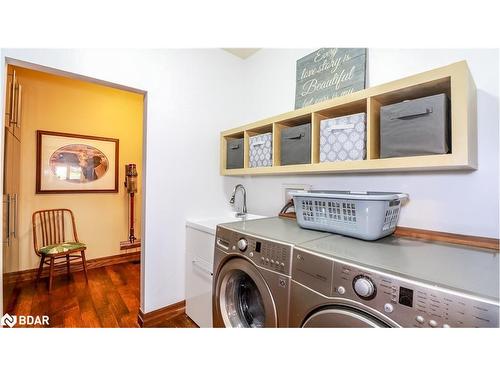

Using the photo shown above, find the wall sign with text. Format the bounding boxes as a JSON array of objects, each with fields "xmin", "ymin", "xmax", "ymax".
[{"xmin": 295, "ymin": 48, "xmax": 367, "ymax": 109}]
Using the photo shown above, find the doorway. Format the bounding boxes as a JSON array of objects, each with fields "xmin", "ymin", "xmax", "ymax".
[{"xmin": 1, "ymin": 60, "xmax": 146, "ymax": 327}]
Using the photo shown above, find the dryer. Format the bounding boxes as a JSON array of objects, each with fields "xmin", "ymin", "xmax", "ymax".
[
  {"xmin": 212, "ymin": 217, "xmax": 330, "ymax": 328},
  {"xmin": 290, "ymin": 235, "xmax": 499, "ymax": 328}
]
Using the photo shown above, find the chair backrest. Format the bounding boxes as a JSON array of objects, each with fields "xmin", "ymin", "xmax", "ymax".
[{"xmin": 32, "ymin": 209, "xmax": 79, "ymax": 256}]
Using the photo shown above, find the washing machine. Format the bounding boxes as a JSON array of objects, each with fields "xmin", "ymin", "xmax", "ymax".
[
  {"xmin": 212, "ymin": 217, "xmax": 331, "ymax": 328},
  {"xmin": 290, "ymin": 234, "xmax": 499, "ymax": 328}
]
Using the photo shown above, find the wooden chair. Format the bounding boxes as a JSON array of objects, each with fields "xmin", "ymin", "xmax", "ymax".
[{"xmin": 32, "ymin": 209, "xmax": 88, "ymax": 292}]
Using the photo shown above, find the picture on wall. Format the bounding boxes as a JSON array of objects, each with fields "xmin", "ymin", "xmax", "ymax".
[{"xmin": 36, "ymin": 130, "xmax": 119, "ymax": 193}]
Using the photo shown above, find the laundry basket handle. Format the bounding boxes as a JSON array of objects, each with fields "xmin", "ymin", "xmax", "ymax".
[{"xmin": 394, "ymin": 193, "xmax": 409, "ymax": 201}]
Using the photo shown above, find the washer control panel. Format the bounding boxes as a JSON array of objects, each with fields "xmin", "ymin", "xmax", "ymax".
[
  {"xmin": 216, "ymin": 226, "xmax": 291, "ymax": 276},
  {"xmin": 331, "ymin": 261, "xmax": 499, "ymax": 328}
]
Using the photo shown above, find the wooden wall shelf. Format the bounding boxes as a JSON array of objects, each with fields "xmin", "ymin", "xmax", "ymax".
[{"xmin": 220, "ymin": 61, "xmax": 477, "ymax": 176}]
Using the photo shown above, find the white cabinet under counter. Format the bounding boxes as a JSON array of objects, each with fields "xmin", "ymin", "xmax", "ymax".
[
  {"xmin": 185, "ymin": 224, "xmax": 216, "ymax": 328},
  {"xmin": 185, "ymin": 213, "xmax": 266, "ymax": 327}
]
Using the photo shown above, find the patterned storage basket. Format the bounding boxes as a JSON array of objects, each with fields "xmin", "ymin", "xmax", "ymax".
[
  {"xmin": 249, "ymin": 132, "xmax": 272, "ymax": 168},
  {"xmin": 320, "ymin": 112, "xmax": 366, "ymax": 162}
]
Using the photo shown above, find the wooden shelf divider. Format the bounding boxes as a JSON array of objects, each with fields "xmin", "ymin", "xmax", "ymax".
[{"xmin": 272, "ymin": 122, "xmax": 282, "ymax": 167}]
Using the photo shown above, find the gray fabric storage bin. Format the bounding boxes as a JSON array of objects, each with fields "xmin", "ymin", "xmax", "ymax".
[
  {"xmin": 280, "ymin": 123, "xmax": 311, "ymax": 165},
  {"xmin": 226, "ymin": 138, "xmax": 244, "ymax": 169},
  {"xmin": 380, "ymin": 93, "xmax": 450, "ymax": 158}
]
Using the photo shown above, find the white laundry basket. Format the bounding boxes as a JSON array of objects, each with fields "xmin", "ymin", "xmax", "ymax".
[{"xmin": 291, "ymin": 190, "xmax": 408, "ymax": 240}]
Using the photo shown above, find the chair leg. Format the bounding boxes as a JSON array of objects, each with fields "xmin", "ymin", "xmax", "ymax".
[
  {"xmin": 81, "ymin": 250, "xmax": 89, "ymax": 283},
  {"xmin": 36, "ymin": 254, "xmax": 45, "ymax": 284},
  {"xmin": 66, "ymin": 254, "xmax": 71, "ymax": 278},
  {"xmin": 48, "ymin": 257, "xmax": 55, "ymax": 293}
]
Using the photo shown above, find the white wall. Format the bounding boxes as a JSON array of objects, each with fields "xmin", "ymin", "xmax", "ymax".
[
  {"xmin": 0, "ymin": 49, "xmax": 244, "ymax": 313},
  {"xmin": 224, "ymin": 49, "xmax": 499, "ymax": 239}
]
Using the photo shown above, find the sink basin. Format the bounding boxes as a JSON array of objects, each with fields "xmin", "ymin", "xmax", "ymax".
[
  {"xmin": 226, "ymin": 212, "xmax": 266, "ymax": 221},
  {"xmin": 186, "ymin": 213, "xmax": 267, "ymax": 235}
]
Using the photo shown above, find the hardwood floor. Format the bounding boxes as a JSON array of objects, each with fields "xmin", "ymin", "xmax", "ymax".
[{"xmin": 3, "ymin": 261, "xmax": 197, "ymax": 328}]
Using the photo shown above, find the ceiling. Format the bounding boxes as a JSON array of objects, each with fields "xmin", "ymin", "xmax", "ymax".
[{"xmin": 223, "ymin": 48, "xmax": 260, "ymax": 59}]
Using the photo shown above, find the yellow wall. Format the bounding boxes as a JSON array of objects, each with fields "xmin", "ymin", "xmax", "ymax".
[{"xmin": 13, "ymin": 67, "xmax": 143, "ymax": 272}]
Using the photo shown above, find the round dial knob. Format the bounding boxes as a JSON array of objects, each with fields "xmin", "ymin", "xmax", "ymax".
[
  {"xmin": 353, "ymin": 276, "xmax": 376, "ymax": 299},
  {"xmin": 237, "ymin": 238, "xmax": 248, "ymax": 251}
]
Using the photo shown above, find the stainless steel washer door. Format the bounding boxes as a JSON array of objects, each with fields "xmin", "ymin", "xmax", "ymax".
[
  {"xmin": 303, "ymin": 306, "xmax": 390, "ymax": 328},
  {"xmin": 216, "ymin": 257, "xmax": 277, "ymax": 328}
]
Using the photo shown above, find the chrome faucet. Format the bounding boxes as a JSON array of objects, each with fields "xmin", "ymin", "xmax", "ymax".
[{"xmin": 230, "ymin": 184, "xmax": 247, "ymax": 217}]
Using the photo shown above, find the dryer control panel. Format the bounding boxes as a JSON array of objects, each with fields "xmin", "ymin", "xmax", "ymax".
[
  {"xmin": 331, "ymin": 261, "xmax": 499, "ymax": 328},
  {"xmin": 216, "ymin": 226, "xmax": 292, "ymax": 276}
]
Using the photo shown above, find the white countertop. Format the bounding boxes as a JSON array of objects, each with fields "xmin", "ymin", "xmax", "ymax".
[{"xmin": 186, "ymin": 213, "xmax": 267, "ymax": 235}]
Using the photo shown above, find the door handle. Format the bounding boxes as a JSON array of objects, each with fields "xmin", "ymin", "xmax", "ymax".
[
  {"xmin": 9, "ymin": 71, "xmax": 16, "ymax": 124},
  {"xmin": 8, "ymin": 80, "xmax": 14, "ymax": 124},
  {"xmin": 12, "ymin": 194, "xmax": 17, "ymax": 238},
  {"xmin": 4, "ymin": 194, "xmax": 11, "ymax": 246},
  {"xmin": 11, "ymin": 71, "xmax": 18, "ymax": 125},
  {"xmin": 15, "ymin": 84, "xmax": 22, "ymax": 128},
  {"xmin": 192, "ymin": 259, "xmax": 213, "ymax": 276}
]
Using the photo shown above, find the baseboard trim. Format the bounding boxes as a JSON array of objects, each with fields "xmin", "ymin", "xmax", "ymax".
[
  {"xmin": 120, "ymin": 240, "xmax": 141, "ymax": 250},
  {"xmin": 138, "ymin": 300, "xmax": 186, "ymax": 328},
  {"xmin": 3, "ymin": 251, "xmax": 141, "ymax": 284}
]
